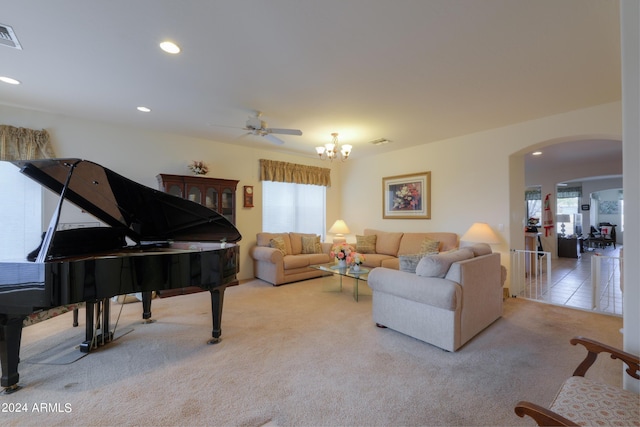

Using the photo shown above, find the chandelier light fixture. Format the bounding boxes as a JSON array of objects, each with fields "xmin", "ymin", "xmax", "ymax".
[{"xmin": 315, "ymin": 133, "xmax": 352, "ymax": 161}]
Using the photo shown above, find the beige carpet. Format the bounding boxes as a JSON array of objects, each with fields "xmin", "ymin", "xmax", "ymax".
[{"xmin": 4, "ymin": 276, "xmax": 623, "ymax": 426}]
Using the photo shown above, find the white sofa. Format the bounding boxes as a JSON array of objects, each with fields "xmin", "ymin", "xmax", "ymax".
[{"xmin": 367, "ymin": 244, "xmax": 504, "ymax": 352}]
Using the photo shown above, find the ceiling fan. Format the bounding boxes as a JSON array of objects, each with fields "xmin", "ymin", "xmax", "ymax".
[{"xmin": 242, "ymin": 112, "xmax": 303, "ymax": 145}]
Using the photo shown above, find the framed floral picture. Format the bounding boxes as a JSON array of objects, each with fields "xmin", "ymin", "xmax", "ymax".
[{"xmin": 382, "ymin": 172, "xmax": 431, "ymax": 219}]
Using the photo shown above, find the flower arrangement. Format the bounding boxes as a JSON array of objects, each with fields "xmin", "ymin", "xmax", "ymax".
[
  {"xmin": 329, "ymin": 243, "xmax": 366, "ymax": 266},
  {"xmin": 393, "ymin": 183, "xmax": 421, "ymax": 210},
  {"xmin": 349, "ymin": 252, "xmax": 366, "ymax": 266},
  {"xmin": 330, "ymin": 242, "xmax": 355, "ymax": 262},
  {"xmin": 188, "ymin": 160, "xmax": 209, "ymax": 175}
]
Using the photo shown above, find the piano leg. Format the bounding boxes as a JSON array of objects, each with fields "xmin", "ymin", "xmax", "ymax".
[
  {"xmin": 141, "ymin": 291, "xmax": 154, "ymax": 323},
  {"xmin": 208, "ymin": 288, "xmax": 225, "ymax": 345},
  {"xmin": 0, "ymin": 315, "xmax": 24, "ymax": 393},
  {"xmin": 82, "ymin": 301, "xmax": 94, "ymax": 351}
]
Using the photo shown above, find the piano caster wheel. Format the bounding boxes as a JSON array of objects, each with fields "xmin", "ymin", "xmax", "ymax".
[
  {"xmin": 142, "ymin": 318, "xmax": 155, "ymax": 324},
  {"xmin": 207, "ymin": 337, "xmax": 221, "ymax": 345},
  {"xmin": 2, "ymin": 384, "xmax": 21, "ymax": 394}
]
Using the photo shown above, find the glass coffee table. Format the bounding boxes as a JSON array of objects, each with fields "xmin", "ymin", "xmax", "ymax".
[{"xmin": 310, "ymin": 263, "xmax": 370, "ymax": 301}]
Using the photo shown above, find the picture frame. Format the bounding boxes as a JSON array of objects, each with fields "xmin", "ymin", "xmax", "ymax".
[
  {"xmin": 581, "ymin": 204, "xmax": 590, "ymax": 211},
  {"xmin": 382, "ymin": 171, "xmax": 431, "ymax": 219}
]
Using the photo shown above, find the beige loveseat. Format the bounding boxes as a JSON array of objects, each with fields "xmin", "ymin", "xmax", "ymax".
[
  {"xmin": 357, "ymin": 229, "xmax": 459, "ymax": 269},
  {"xmin": 367, "ymin": 244, "xmax": 504, "ymax": 352},
  {"xmin": 248, "ymin": 232, "xmax": 332, "ymax": 286}
]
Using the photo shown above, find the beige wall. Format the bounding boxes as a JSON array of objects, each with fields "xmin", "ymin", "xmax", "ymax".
[
  {"xmin": 0, "ymin": 104, "xmax": 342, "ymax": 282},
  {"xmin": 339, "ymin": 102, "xmax": 622, "ymax": 288}
]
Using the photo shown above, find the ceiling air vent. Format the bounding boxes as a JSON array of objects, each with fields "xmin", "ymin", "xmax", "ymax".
[
  {"xmin": 369, "ymin": 138, "xmax": 391, "ymax": 146},
  {"xmin": 0, "ymin": 23, "xmax": 22, "ymax": 50}
]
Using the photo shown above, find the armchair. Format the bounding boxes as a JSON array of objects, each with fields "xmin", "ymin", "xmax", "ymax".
[{"xmin": 514, "ymin": 336, "xmax": 639, "ymax": 426}]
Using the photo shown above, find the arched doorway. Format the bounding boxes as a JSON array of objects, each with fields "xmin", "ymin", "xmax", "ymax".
[{"xmin": 508, "ymin": 136, "xmax": 622, "ymax": 313}]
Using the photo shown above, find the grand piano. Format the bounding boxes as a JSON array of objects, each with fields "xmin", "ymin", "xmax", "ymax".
[{"xmin": 0, "ymin": 159, "xmax": 241, "ymax": 393}]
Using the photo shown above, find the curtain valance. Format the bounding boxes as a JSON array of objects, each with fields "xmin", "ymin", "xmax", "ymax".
[
  {"xmin": 525, "ymin": 189, "xmax": 541, "ymax": 201},
  {"xmin": 557, "ymin": 186, "xmax": 582, "ymax": 199},
  {"xmin": 259, "ymin": 159, "xmax": 331, "ymax": 187},
  {"xmin": 0, "ymin": 125, "xmax": 55, "ymax": 160}
]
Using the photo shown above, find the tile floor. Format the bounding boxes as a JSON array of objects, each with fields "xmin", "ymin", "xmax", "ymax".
[{"xmin": 517, "ymin": 244, "xmax": 623, "ymax": 316}]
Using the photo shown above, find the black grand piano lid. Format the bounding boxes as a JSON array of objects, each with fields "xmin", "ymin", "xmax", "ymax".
[{"xmin": 12, "ymin": 158, "xmax": 242, "ymax": 244}]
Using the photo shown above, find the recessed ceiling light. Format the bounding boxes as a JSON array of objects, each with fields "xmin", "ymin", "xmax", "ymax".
[
  {"xmin": 0, "ymin": 76, "xmax": 20, "ymax": 85},
  {"xmin": 159, "ymin": 41, "xmax": 180, "ymax": 54},
  {"xmin": 137, "ymin": 106, "xmax": 151, "ymax": 112},
  {"xmin": 532, "ymin": 151, "xmax": 542, "ymax": 156}
]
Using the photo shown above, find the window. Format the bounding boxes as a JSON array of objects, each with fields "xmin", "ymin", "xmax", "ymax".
[
  {"xmin": 262, "ymin": 181, "xmax": 326, "ymax": 239},
  {"xmin": 525, "ymin": 187, "xmax": 541, "ymax": 225},
  {"xmin": 0, "ymin": 162, "xmax": 43, "ymax": 260},
  {"xmin": 557, "ymin": 186, "xmax": 582, "ymax": 236}
]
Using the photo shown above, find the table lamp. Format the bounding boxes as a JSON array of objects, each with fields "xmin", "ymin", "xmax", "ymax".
[
  {"xmin": 557, "ymin": 214, "xmax": 571, "ymax": 237},
  {"xmin": 460, "ymin": 222, "xmax": 501, "ymax": 245},
  {"xmin": 328, "ymin": 219, "xmax": 350, "ymax": 243}
]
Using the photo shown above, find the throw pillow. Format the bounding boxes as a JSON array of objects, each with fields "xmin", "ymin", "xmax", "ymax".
[
  {"xmin": 420, "ymin": 238, "xmax": 440, "ymax": 253},
  {"xmin": 356, "ymin": 234, "xmax": 377, "ymax": 254},
  {"xmin": 398, "ymin": 253, "xmax": 427, "ymax": 273},
  {"xmin": 269, "ymin": 237, "xmax": 287, "ymax": 255},
  {"xmin": 301, "ymin": 235, "xmax": 322, "ymax": 254},
  {"xmin": 415, "ymin": 248, "xmax": 474, "ymax": 278}
]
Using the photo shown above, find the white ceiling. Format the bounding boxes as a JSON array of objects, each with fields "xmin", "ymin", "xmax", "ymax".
[{"xmin": 0, "ymin": 0, "xmax": 622, "ymax": 161}]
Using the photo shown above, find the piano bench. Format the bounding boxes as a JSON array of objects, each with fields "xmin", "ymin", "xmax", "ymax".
[{"xmin": 22, "ymin": 303, "xmax": 86, "ymax": 328}]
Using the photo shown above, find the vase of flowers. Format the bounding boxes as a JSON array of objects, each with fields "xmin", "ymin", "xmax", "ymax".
[
  {"xmin": 188, "ymin": 160, "xmax": 209, "ymax": 175},
  {"xmin": 349, "ymin": 252, "xmax": 366, "ymax": 271},
  {"xmin": 330, "ymin": 242, "xmax": 354, "ymax": 268}
]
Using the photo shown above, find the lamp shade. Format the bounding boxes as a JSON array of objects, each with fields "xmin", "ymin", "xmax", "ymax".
[
  {"xmin": 556, "ymin": 214, "xmax": 571, "ymax": 223},
  {"xmin": 460, "ymin": 222, "xmax": 500, "ymax": 244},
  {"xmin": 328, "ymin": 220, "xmax": 350, "ymax": 236}
]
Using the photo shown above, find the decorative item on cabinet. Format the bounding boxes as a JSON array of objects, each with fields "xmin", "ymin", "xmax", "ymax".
[
  {"xmin": 156, "ymin": 173, "xmax": 240, "ymax": 295},
  {"xmin": 187, "ymin": 160, "xmax": 208, "ymax": 175},
  {"xmin": 243, "ymin": 185, "xmax": 254, "ymax": 208}
]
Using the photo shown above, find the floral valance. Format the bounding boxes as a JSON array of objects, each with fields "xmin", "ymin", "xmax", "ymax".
[
  {"xmin": 0, "ymin": 124, "xmax": 55, "ymax": 160},
  {"xmin": 259, "ymin": 159, "xmax": 331, "ymax": 187}
]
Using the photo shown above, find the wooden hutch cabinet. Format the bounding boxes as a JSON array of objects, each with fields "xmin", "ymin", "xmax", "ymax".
[
  {"xmin": 157, "ymin": 174, "xmax": 239, "ymax": 224},
  {"xmin": 156, "ymin": 174, "xmax": 240, "ymax": 296}
]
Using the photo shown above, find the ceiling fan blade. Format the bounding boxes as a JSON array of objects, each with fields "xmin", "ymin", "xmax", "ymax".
[
  {"xmin": 263, "ymin": 134, "xmax": 285, "ymax": 145},
  {"xmin": 267, "ymin": 128, "xmax": 303, "ymax": 136}
]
